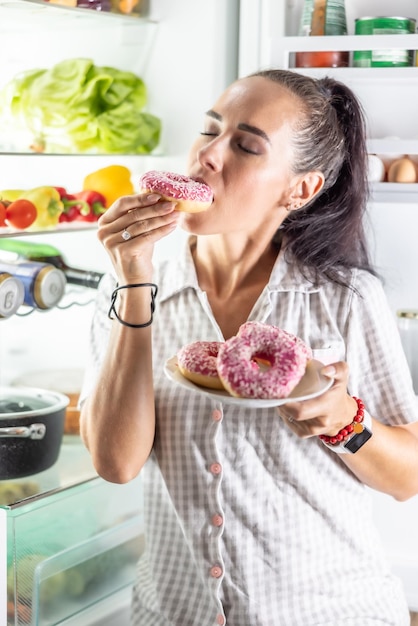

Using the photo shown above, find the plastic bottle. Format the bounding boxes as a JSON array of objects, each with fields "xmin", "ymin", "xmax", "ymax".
[
  {"xmin": 295, "ymin": 0, "xmax": 349, "ymax": 68},
  {"xmin": 0, "ymin": 239, "xmax": 103, "ymax": 290}
]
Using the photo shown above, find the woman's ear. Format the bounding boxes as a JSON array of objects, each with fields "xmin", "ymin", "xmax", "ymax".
[{"xmin": 286, "ymin": 171, "xmax": 324, "ymax": 211}]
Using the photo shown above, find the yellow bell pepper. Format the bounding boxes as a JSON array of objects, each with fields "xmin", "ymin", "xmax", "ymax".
[
  {"xmin": 82, "ymin": 165, "xmax": 134, "ymax": 208},
  {"xmin": 21, "ymin": 187, "xmax": 64, "ymax": 230},
  {"xmin": 0, "ymin": 190, "xmax": 25, "ymax": 202}
]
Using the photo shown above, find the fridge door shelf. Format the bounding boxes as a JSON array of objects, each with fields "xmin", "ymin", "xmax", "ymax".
[
  {"xmin": 269, "ymin": 34, "xmax": 418, "ymax": 67},
  {"xmin": 370, "ymin": 183, "xmax": 418, "ymax": 204}
]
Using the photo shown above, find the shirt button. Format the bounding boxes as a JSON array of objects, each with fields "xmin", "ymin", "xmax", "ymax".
[
  {"xmin": 210, "ymin": 462, "xmax": 222, "ymax": 475},
  {"xmin": 212, "ymin": 514, "xmax": 223, "ymax": 527},
  {"xmin": 216, "ymin": 615, "xmax": 225, "ymax": 625},
  {"xmin": 212, "ymin": 409, "xmax": 222, "ymax": 422},
  {"xmin": 210, "ymin": 565, "xmax": 223, "ymax": 578}
]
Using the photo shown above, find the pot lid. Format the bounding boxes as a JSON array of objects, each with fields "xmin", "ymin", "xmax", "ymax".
[{"xmin": 0, "ymin": 387, "xmax": 69, "ymax": 420}]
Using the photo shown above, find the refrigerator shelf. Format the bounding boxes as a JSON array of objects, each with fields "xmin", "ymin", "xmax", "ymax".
[
  {"xmin": 370, "ymin": 183, "xmax": 418, "ymax": 204},
  {"xmin": 0, "ymin": 224, "xmax": 98, "ymax": 238},
  {"xmin": 0, "ymin": 0, "xmax": 155, "ymax": 25},
  {"xmin": 367, "ymin": 139, "xmax": 418, "ymax": 156},
  {"xmin": 271, "ymin": 33, "xmax": 418, "ymax": 55}
]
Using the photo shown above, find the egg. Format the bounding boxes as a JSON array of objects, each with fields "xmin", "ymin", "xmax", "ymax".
[
  {"xmin": 367, "ymin": 154, "xmax": 386, "ymax": 182},
  {"xmin": 387, "ymin": 157, "xmax": 417, "ymax": 183}
]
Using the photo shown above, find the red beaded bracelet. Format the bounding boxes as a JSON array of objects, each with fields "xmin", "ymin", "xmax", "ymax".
[{"xmin": 319, "ymin": 396, "xmax": 365, "ymax": 446}]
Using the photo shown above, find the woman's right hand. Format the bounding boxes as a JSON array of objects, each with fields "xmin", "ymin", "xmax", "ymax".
[{"xmin": 97, "ymin": 192, "xmax": 180, "ymax": 284}]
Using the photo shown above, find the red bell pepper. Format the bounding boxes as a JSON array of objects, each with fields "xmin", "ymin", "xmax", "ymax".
[
  {"xmin": 73, "ymin": 190, "xmax": 107, "ymax": 222},
  {"xmin": 54, "ymin": 187, "xmax": 90, "ymax": 222}
]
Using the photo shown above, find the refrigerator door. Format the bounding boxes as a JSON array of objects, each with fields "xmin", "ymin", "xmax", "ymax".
[{"xmin": 238, "ymin": 0, "xmax": 418, "ymax": 615}]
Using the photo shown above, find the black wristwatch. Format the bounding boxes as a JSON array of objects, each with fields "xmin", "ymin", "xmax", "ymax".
[
  {"xmin": 343, "ymin": 421, "xmax": 373, "ymax": 453},
  {"xmin": 321, "ymin": 410, "xmax": 373, "ymax": 455}
]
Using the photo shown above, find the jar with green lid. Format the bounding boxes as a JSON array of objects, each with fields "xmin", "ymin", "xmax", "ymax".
[{"xmin": 397, "ymin": 309, "xmax": 418, "ymax": 394}]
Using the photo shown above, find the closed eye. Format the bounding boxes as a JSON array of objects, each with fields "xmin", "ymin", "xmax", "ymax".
[
  {"xmin": 237, "ymin": 144, "xmax": 259, "ymax": 155},
  {"xmin": 200, "ymin": 132, "xmax": 260, "ymax": 155}
]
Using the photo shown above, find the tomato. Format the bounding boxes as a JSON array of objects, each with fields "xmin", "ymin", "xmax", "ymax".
[
  {"xmin": 5, "ymin": 199, "xmax": 37, "ymax": 229},
  {"xmin": 0, "ymin": 201, "xmax": 8, "ymax": 227}
]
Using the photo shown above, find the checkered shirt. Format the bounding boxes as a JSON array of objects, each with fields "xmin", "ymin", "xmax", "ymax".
[{"xmin": 80, "ymin": 237, "xmax": 417, "ymax": 626}]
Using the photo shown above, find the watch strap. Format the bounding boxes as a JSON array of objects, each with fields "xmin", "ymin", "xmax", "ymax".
[{"xmin": 320, "ymin": 409, "xmax": 373, "ymax": 454}]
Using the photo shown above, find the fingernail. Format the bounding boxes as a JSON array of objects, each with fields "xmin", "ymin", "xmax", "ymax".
[{"xmin": 147, "ymin": 193, "xmax": 161, "ymax": 201}]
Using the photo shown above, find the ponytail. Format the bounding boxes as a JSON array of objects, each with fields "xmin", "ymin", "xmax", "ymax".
[{"xmin": 253, "ymin": 69, "xmax": 375, "ymax": 287}]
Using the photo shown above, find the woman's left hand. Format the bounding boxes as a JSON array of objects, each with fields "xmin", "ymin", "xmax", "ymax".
[{"xmin": 278, "ymin": 361, "xmax": 358, "ymax": 439}]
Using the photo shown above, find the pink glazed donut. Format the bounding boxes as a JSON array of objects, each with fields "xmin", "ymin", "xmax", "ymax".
[
  {"xmin": 177, "ymin": 341, "xmax": 225, "ymax": 390},
  {"xmin": 217, "ymin": 322, "xmax": 312, "ymax": 399},
  {"xmin": 139, "ymin": 170, "xmax": 213, "ymax": 213}
]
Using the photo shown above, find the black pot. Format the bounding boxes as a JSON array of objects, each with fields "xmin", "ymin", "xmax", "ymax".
[{"xmin": 0, "ymin": 387, "xmax": 69, "ymax": 480}]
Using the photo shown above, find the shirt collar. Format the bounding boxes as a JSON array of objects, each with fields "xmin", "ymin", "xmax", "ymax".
[
  {"xmin": 157, "ymin": 236, "xmax": 200, "ymax": 303},
  {"xmin": 157, "ymin": 236, "xmax": 319, "ymax": 304}
]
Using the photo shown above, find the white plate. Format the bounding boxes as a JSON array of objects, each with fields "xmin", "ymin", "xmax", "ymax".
[{"xmin": 163, "ymin": 357, "xmax": 334, "ymax": 408}]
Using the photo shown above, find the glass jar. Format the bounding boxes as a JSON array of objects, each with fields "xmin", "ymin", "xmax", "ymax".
[
  {"xmin": 295, "ymin": 0, "xmax": 349, "ymax": 68},
  {"xmin": 397, "ymin": 309, "xmax": 418, "ymax": 394}
]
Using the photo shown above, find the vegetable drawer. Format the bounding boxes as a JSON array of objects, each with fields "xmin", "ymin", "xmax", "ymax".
[{"xmin": 4, "ymin": 473, "xmax": 144, "ymax": 626}]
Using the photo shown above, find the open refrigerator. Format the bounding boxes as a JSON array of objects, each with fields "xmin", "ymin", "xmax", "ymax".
[{"xmin": 1, "ymin": 0, "xmax": 418, "ymax": 623}]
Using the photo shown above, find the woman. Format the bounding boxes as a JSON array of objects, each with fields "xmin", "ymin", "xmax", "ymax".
[{"xmin": 79, "ymin": 70, "xmax": 418, "ymax": 625}]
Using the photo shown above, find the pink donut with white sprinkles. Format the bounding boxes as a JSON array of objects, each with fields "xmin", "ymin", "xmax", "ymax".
[
  {"xmin": 139, "ymin": 170, "xmax": 213, "ymax": 213},
  {"xmin": 217, "ymin": 322, "xmax": 312, "ymax": 399},
  {"xmin": 177, "ymin": 341, "xmax": 225, "ymax": 390}
]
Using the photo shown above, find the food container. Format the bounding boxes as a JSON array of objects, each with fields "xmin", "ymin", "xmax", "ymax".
[
  {"xmin": 353, "ymin": 17, "xmax": 416, "ymax": 67},
  {"xmin": 0, "ymin": 387, "xmax": 69, "ymax": 479},
  {"xmin": 397, "ymin": 310, "xmax": 418, "ymax": 394}
]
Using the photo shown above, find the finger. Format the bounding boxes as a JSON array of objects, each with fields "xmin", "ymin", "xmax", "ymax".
[
  {"xmin": 98, "ymin": 201, "xmax": 178, "ymax": 247},
  {"xmin": 121, "ymin": 204, "xmax": 180, "ymax": 242},
  {"xmin": 99, "ymin": 192, "xmax": 162, "ymax": 224},
  {"xmin": 277, "ymin": 405, "xmax": 298, "ymax": 424}
]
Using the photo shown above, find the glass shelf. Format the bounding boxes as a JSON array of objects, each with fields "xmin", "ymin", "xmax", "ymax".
[
  {"xmin": 0, "ymin": 0, "xmax": 153, "ymax": 25},
  {"xmin": 0, "ymin": 437, "xmax": 97, "ymax": 509}
]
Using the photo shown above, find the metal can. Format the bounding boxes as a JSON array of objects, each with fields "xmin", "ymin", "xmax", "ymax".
[
  {"xmin": 353, "ymin": 16, "xmax": 416, "ymax": 67},
  {"xmin": 0, "ymin": 261, "xmax": 66, "ymax": 310},
  {"xmin": 0, "ymin": 272, "xmax": 25, "ymax": 319}
]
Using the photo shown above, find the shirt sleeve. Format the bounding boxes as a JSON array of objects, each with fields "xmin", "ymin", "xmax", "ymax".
[{"xmin": 345, "ymin": 270, "xmax": 418, "ymax": 425}]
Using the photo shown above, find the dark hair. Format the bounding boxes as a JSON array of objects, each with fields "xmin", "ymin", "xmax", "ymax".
[{"xmin": 253, "ymin": 69, "xmax": 376, "ymax": 287}]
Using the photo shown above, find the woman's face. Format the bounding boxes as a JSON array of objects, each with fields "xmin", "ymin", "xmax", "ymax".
[{"xmin": 183, "ymin": 76, "xmax": 306, "ymax": 235}]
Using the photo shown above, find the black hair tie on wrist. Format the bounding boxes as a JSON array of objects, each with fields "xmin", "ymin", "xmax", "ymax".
[{"xmin": 108, "ymin": 283, "xmax": 158, "ymax": 328}]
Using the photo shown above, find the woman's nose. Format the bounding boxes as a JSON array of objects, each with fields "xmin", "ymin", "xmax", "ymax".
[{"xmin": 198, "ymin": 138, "xmax": 223, "ymax": 172}]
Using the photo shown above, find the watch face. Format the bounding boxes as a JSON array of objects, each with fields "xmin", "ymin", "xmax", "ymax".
[{"xmin": 344, "ymin": 427, "xmax": 372, "ymax": 453}]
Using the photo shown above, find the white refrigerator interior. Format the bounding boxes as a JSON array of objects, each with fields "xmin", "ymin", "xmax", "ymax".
[
  {"xmin": 1, "ymin": 0, "xmax": 418, "ymax": 622},
  {"xmin": 0, "ymin": 0, "xmax": 239, "ymax": 384}
]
